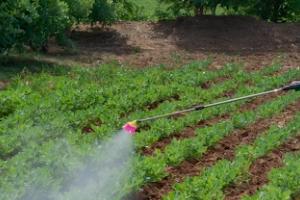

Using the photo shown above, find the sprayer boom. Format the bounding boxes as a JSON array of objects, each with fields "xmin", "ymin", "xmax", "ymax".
[{"xmin": 123, "ymin": 81, "xmax": 300, "ymax": 134}]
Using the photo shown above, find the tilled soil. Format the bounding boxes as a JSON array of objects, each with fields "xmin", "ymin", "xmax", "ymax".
[
  {"xmin": 141, "ymin": 92, "xmax": 282, "ymax": 156},
  {"xmin": 224, "ymin": 135, "xmax": 300, "ymax": 200},
  {"xmin": 141, "ymin": 113, "xmax": 229, "ymax": 156},
  {"xmin": 131, "ymin": 99, "xmax": 300, "ymax": 200},
  {"xmin": 139, "ymin": 65, "xmax": 287, "ymax": 156}
]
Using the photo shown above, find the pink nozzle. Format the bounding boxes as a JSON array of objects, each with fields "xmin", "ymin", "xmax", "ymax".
[{"xmin": 123, "ymin": 122, "xmax": 138, "ymax": 135}]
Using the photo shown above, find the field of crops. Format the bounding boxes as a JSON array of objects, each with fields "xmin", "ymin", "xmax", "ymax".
[{"xmin": 0, "ymin": 60, "xmax": 300, "ymax": 200}]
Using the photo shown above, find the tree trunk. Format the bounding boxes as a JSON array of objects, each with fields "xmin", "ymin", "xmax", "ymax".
[
  {"xmin": 195, "ymin": 6, "xmax": 204, "ymax": 16},
  {"xmin": 211, "ymin": 6, "xmax": 217, "ymax": 15},
  {"xmin": 271, "ymin": 0, "xmax": 284, "ymax": 22},
  {"xmin": 41, "ymin": 42, "xmax": 49, "ymax": 53}
]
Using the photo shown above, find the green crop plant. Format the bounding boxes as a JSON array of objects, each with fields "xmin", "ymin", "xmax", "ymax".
[
  {"xmin": 0, "ymin": 61, "xmax": 299, "ymax": 200},
  {"xmin": 125, "ymin": 90, "xmax": 300, "ymax": 193},
  {"xmin": 242, "ymin": 153, "xmax": 300, "ymax": 200},
  {"xmin": 164, "ymin": 110, "xmax": 300, "ymax": 200},
  {"xmin": 133, "ymin": 66, "xmax": 298, "ymax": 149},
  {"xmin": 0, "ymin": 61, "xmax": 244, "ymax": 159}
]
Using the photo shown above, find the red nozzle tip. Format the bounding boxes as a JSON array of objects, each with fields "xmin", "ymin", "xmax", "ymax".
[{"xmin": 123, "ymin": 121, "xmax": 138, "ymax": 135}]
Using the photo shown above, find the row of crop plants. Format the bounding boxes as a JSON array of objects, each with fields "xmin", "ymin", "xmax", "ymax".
[
  {"xmin": 243, "ymin": 152, "xmax": 300, "ymax": 200},
  {"xmin": 0, "ymin": 63, "xmax": 292, "ymax": 199},
  {"xmin": 133, "ymin": 64, "xmax": 286, "ymax": 149},
  {"xmin": 134, "ymin": 67, "xmax": 300, "ymax": 155},
  {"xmin": 0, "ymin": 61, "xmax": 217, "ymax": 154},
  {"xmin": 0, "ymin": 61, "xmax": 210, "ymax": 119},
  {"xmin": 0, "ymin": 62, "xmax": 283, "ymax": 162},
  {"xmin": 1, "ymin": 66, "xmax": 292, "ymax": 200},
  {"xmin": 121, "ymin": 66, "xmax": 300, "ymax": 197},
  {"xmin": 0, "ymin": 61, "xmax": 247, "ymax": 199},
  {"xmin": 163, "ymin": 106, "xmax": 300, "ymax": 199},
  {"xmin": 0, "ymin": 62, "xmax": 256, "ymax": 160},
  {"xmin": 126, "ymin": 89, "xmax": 300, "ymax": 196}
]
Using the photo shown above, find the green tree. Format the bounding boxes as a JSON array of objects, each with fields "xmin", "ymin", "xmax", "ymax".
[
  {"xmin": 162, "ymin": 0, "xmax": 300, "ymax": 22},
  {"xmin": 89, "ymin": 0, "xmax": 115, "ymax": 26},
  {"xmin": 63, "ymin": 0, "xmax": 94, "ymax": 23},
  {"xmin": 246, "ymin": 0, "xmax": 300, "ymax": 22},
  {"xmin": 162, "ymin": 0, "xmax": 223, "ymax": 16},
  {"xmin": 25, "ymin": 0, "xmax": 71, "ymax": 51},
  {"xmin": 0, "ymin": 0, "xmax": 71, "ymax": 53},
  {"xmin": 0, "ymin": 1, "xmax": 20, "ymax": 53}
]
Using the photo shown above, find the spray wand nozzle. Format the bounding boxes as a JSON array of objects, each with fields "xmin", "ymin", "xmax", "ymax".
[
  {"xmin": 123, "ymin": 120, "xmax": 138, "ymax": 135},
  {"xmin": 122, "ymin": 81, "xmax": 300, "ymax": 135}
]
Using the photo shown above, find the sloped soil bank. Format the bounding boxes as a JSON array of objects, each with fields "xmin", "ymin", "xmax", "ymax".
[{"xmin": 47, "ymin": 16, "xmax": 300, "ymax": 68}]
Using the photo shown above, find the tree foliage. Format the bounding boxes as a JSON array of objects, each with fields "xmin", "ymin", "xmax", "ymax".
[
  {"xmin": 0, "ymin": 0, "xmax": 299, "ymax": 53},
  {"xmin": 163, "ymin": 0, "xmax": 300, "ymax": 21},
  {"xmin": 0, "ymin": 0, "xmax": 141, "ymax": 53},
  {"xmin": 0, "ymin": 0, "xmax": 71, "ymax": 53},
  {"xmin": 245, "ymin": 0, "xmax": 300, "ymax": 22}
]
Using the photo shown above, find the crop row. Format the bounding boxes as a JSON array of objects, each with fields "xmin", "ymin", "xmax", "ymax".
[
  {"xmin": 133, "ymin": 65, "xmax": 291, "ymax": 149},
  {"xmin": 0, "ymin": 61, "xmax": 237, "ymax": 156},
  {"xmin": 243, "ymin": 152, "xmax": 300, "ymax": 200},
  {"xmin": 126, "ymin": 90, "xmax": 300, "ymax": 197},
  {"xmin": 0, "ymin": 64, "xmax": 291, "ymax": 199},
  {"xmin": 0, "ymin": 62, "xmax": 249, "ymax": 199},
  {"xmin": 164, "ymin": 108, "xmax": 300, "ymax": 199},
  {"xmin": 0, "ymin": 61, "xmax": 212, "ymax": 120},
  {"xmin": 0, "ymin": 63, "xmax": 266, "ymax": 159},
  {"xmin": 0, "ymin": 64, "xmax": 287, "ymax": 162}
]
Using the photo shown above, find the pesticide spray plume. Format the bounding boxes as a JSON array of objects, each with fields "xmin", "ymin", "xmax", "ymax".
[{"xmin": 123, "ymin": 81, "xmax": 300, "ymax": 134}]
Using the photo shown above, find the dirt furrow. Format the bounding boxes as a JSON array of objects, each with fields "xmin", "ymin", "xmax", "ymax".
[
  {"xmin": 141, "ymin": 92, "xmax": 281, "ymax": 156},
  {"xmin": 134, "ymin": 100, "xmax": 300, "ymax": 200},
  {"xmin": 141, "ymin": 113, "xmax": 229, "ymax": 155},
  {"xmin": 224, "ymin": 135, "xmax": 300, "ymax": 200},
  {"xmin": 200, "ymin": 76, "xmax": 230, "ymax": 89}
]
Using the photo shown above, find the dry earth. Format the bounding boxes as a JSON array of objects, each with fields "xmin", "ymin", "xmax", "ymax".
[{"xmin": 47, "ymin": 15, "xmax": 300, "ymax": 69}]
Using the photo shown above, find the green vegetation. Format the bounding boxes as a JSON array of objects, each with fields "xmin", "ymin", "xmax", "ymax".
[
  {"xmin": 161, "ymin": 0, "xmax": 300, "ymax": 22},
  {"xmin": 1, "ymin": 0, "xmax": 299, "ymax": 53},
  {"xmin": 243, "ymin": 153, "xmax": 300, "ymax": 200},
  {"xmin": 0, "ymin": 60, "xmax": 300, "ymax": 199},
  {"xmin": 164, "ymin": 108, "xmax": 300, "ymax": 199}
]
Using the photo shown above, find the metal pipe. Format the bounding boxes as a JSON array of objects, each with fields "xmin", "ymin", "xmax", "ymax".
[
  {"xmin": 136, "ymin": 88, "xmax": 282, "ymax": 123},
  {"xmin": 123, "ymin": 81, "xmax": 300, "ymax": 134}
]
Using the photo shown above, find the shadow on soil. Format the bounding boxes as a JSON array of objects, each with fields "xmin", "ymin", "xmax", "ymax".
[
  {"xmin": 152, "ymin": 15, "xmax": 300, "ymax": 53},
  {"xmin": 0, "ymin": 55, "xmax": 70, "ymax": 81},
  {"xmin": 70, "ymin": 27, "xmax": 140, "ymax": 55}
]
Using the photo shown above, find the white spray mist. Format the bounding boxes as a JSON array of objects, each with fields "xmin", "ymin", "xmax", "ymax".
[
  {"xmin": 20, "ymin": 130, "xmax": 134, "ymax": 200},
  {"xmin": 59, "ymin": 130, "xmax": 134, "ymax": 200}
]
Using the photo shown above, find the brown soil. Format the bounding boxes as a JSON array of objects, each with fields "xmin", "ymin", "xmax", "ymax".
[
  {"xmin": 140, "ymin": 91, "xmax": 282, "ymax": 156},
  {"xmin": 82, "ymin": 118, "xmax": 102, "ymax": 134},
  {"xmin": 224, "ymin": 135, "xmax": 300, "ymax": 200},
  {"xmin": 138, "ymin": 63, "xmax": 281, "ymax": 154},
  {"xmin": 200, "ymin": 76, "xmax": 229, "ymax": 89},
  {"xmin": 141, "ymin": 114, "xmax": 229, "ymax": 156},
  {"xmin": 0, "ymin": 80, "xmax": 9, "ymax": 90},
  {"xmin": 132, "ymin": 100, "xmax": 300, "ymax": 200},
  {"xmin": 147, "ymin": 94, "xmax": 180, "ymax": 110},
  {"xmin": 46, "ymin": 16, "xmax": 300, "ymax": 69}
]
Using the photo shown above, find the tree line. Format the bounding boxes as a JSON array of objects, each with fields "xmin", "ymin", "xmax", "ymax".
[{"xmin": 0, "ymin": 0, "xmax": 299, "ymax": 53}]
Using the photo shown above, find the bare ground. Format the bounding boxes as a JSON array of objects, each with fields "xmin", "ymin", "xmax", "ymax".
[
  {"xmin": 224, "ymin": 135, "xmax": 300, "ymax": 200},
  {"xmin": 0, "ymin": 80, "xmax": 9, "ymax": 90},
  {"xmin": 46, "ymin": 16, "xmax": 300, "ymax": 69},
  {"xmin": 130, "ymin": 99, "xmax": 300, "ymax": 200}
]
